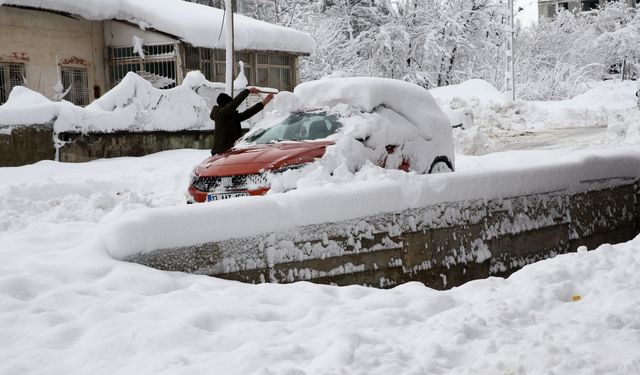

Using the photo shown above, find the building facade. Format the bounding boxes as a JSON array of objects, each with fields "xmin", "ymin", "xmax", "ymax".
[
  {"xmin": 0, "ymin": 3, "xmax": 311, "ymax": 106},
  {"xmin": 538, "ymin": 0, "xmax": 638, "ymax": 19}
]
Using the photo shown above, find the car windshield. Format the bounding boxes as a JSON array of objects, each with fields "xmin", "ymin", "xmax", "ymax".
[{"xmin": 243, "ymin": 112, "xmax": 342, "ymax": 144}]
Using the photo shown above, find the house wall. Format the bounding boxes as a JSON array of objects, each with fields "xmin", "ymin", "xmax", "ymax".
[
  {"xmin": 104, "ymin": 20, "xmax": 177, "ymax": 47},
  {"xmin": 538, "ymin": 0, "xmax": 636, "ymax": 19},
  {"xmin": 0, "ymin": 6, "xmax": 105, "ymax": 101}
]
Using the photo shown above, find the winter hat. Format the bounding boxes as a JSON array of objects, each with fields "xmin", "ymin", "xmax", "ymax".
[{"xmin": 217, "ymin": 93, "xmax": 232, "ymax": 106}]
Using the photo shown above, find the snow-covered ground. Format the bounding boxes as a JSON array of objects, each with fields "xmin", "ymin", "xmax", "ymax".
[
  {"xmin": 1, "ymin": 149, "xmax": 640, "ymax": 374},
  {"xmin": 439, "ymin": 79, "xmax": 640, "ymax": 154},
  {"xmin": 2, "ymin": 77, "xmax": 640, "ymax": 374}
]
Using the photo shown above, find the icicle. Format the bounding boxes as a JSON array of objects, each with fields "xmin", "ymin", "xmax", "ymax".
[
  {"xmin": 132, "ymin": 36, "xmax": 145, "ymax": 59},
  {"xmin": 234, "ymin": 61, "xmax": 248, "ymax": 90}
]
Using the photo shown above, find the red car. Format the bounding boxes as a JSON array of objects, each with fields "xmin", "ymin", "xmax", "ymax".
[
  {"xmin": 188, "ymin": 78, "xmax": 455, "ymax": 203},
  {"xmin": 188, "ymin": 111, "xmax": 341, "ymax": 203}
]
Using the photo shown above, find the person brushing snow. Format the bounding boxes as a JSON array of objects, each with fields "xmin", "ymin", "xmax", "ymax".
[{"xmin": 210, "ymin": 88, "xmax": 273, "ymax": 155}]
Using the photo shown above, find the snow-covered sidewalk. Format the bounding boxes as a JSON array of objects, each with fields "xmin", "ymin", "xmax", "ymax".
[{"xmin": 1, "ymin": 150, "xmax": 639, "ymax": 374}]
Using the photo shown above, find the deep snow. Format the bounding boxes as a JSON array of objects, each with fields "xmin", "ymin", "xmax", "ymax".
[
  {"xmin": 1, "ymin": 150, "xmax": 639, "ymax": 374},
  {"xmin": 2, "ymin": 76, "xmax": 640, "ymax": 374}
]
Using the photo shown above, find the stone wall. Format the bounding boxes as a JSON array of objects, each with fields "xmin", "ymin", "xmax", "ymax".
[
  {"xmin": 0, "ymin": 124, "xmax": 56, "ymax": 167},
  {"xmin": 128, "ymin": 179, "xmax": 640, "ymax": 290},
  {"xmin": 57, "ymin": 131, "xmax": 214, "ymax": 163},
  {"xmin": 0, "ymin": 126, "xmax": 214, "ymax": 166}
]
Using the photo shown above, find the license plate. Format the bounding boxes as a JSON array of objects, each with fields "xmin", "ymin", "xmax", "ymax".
[{"xmin": 206, "ymin": 192, "xmax": 248, "ymax": 202}]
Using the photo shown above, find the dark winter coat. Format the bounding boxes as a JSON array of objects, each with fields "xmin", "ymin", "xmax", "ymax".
[{"xmin": 210, "ymin": 89, "xmax": 264, "ymax": 155}]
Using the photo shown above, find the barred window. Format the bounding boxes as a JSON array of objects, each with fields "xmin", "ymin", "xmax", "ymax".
[
  {"xmin": 61, "ymin": 67, "xmax": 89, "ymax": 106},
  {"xmin": 210, "ymin": 49, "xmax": 253, "ymax": 85},
  {"xmin": 0, "ymin": 63, "xmax": 25, "ymax": 105},
  {"xmin": 109, "ymin": 43, "xmax": 177, "ymax": 89},
  {"xmin": 256, "ymin": 53, "xmax": 293, "ymax": 91}
]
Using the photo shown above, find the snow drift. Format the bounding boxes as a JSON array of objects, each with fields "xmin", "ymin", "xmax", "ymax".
[
  {"xmin": 0, "ymin": 71, "xmax": 222, "ymax": 133},
  {"xmin": 104, "ymin": 147, "xmax": 640, "ymax": 260}
]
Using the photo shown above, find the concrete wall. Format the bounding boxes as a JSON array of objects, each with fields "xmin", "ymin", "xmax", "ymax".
[
  {"xmin": 0, "ymin": 123, "xmax": 55, "ymax": 166},
  {"xmin": 104, "ymin": 20, "xmax": 177, "ymax": 47},
  {"xmin": 0, "ymin": 6, "xmax": 105, "ymax": 101},
  {"xmin": 128, "ymin": 179, "xmax": 640, "ymax": 290},
  {"xmin": 57, "ymin": 131, "xmax": 214, "ymax": 163},
  {"xmin": 0, "ymin": 126, "xmax": 214, "ymax": 166}
]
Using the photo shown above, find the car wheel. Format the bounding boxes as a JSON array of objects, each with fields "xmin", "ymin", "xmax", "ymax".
[{"xmin": 429, "ymin": 157, "xmax": 453, "ymax": 174}]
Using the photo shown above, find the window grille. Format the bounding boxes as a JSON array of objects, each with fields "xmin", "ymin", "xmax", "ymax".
[
  {"xmin": 184, "ymin": 45, "xmax": 213, "ymax": 80},
  {"xmin": 183, "ymin": 0, "xmax": 222, "ymax": 7},
  {"xmin": 61, "ymin": 67, "xmax": 89, "ymax": 106},
  {"xmin": 0, "ymin": 63, "xmax": 25, "ymax": 105},
  {"xmin": 109, "ymin": 43, "xmax": 177, "ymax": 89},
  {"xmin": 256, "ymin": 53, "xmax": 293, "ymax": 91},
  {"xmin": 210, "ymin": 49, "xmax": 253, "ymax": 85}
]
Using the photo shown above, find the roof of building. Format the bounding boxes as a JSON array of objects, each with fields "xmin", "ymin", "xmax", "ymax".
[{"xmin": 0, "ymin": 0, "xmax": 315, "ymax": 54}]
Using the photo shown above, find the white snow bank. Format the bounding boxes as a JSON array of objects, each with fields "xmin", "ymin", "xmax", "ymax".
[
  {"xmin": 429, "ymin": 79, "xmax": 507, "ymax": 108},
  {"xmin": 429, "ymin": 79, "xmax": 506, "ymax": 130},
  {"xmin": 448, "ymin": 80, "xmax": 640, "ymax": 154},
  {"xmin": 104, "ymin": 147, "xmax": 640, "ymax": 259},
  {"xmin": 0, "ymin": 0, "xmax": 314, "ymax": 54},
  {"xmin": 0, "ymin": 71, "xmax": 223, "ymax": 133},
  {"xmin": 2, "ymin": 148, "xmax": 640, "ymax": 374}
]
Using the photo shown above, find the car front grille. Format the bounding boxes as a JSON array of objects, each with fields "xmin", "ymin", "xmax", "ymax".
[{"xmin": 192, "ymin": 173, "xmax": 268, "ymax": 192}]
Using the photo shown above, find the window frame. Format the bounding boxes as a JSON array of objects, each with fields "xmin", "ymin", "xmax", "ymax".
[
  {"xmin": 0, "ymin": 63, "xmax": 26, "ymax": 105},
  {"xmin": 60, "ymin": 66, "xmax": 90, "ymax": 106}
]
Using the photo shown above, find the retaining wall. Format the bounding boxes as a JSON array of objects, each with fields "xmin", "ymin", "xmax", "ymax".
[
  {"xmin": 57, "ymin": 131, "xmax": 214, "ymax": 162},
  {"xmin": 0, "ymin": 125, "xmax": 214, "ymax": 166},
  {"xmin": 0, "ymin": 123, "xmax": 56, "ymax": 167},
  {"xmin": 128, "ymin": 178, "xmax": 640, "ymax": 290}
]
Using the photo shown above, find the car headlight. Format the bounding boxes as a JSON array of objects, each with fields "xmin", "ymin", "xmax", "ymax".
[{"xmin": 189, "ymin": 171, "xmax": 199, "ymax": 186}]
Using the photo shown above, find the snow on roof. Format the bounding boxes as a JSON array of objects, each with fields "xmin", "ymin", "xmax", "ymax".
[{"xmin": 0, "ymin": 0, "xmax": 315, "ymax": 54}]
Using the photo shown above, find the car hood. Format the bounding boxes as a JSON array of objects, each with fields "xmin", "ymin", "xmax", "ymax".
[{"xmin": 196, "ymin": 141, "xmax": 333, "ymax": 177}]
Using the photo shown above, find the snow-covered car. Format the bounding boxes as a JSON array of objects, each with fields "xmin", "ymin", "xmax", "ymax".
[{"xmin": 188, "ymin": 77, "xmax": 454, "ymax": 203}]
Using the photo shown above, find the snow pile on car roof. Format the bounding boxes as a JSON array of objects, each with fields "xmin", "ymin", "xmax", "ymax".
[
  {"xmin": 0, "ymin": 71, "xmax": 222, "ymax": 133},
  {"xmin": 0, "ymin": 0, "xmax": 314, "ymax": 54},
  {"xmin": 295, "ymin": 77, "xmax": 451, "ymax": 141}
]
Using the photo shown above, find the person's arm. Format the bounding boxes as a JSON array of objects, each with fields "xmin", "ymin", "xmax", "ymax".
[
  {"xmin": 237, "ymin": 93, "xmax": 274, "ymax": 121},
  {"xmin": 237, "ymin": 102, "xmax": 264, "ymax": 122},
  {"xmin": 217, "ymin": 89, "xmax": 252, "ymax": 118}
]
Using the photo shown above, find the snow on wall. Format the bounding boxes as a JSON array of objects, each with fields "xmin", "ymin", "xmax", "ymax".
[
  {"xmin": 0, "ymin": 71, "xmax": 223, "ymax": 133},
  {"xmin": 0, "ymin": 0, "xmax": 314, "ymax": 54},
  {"xmin": 104, "ymin": 147, "xmax": 640, "ymax": 260}
]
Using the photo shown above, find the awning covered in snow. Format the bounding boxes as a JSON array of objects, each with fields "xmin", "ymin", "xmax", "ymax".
[{"xmin": 0, "ymin": 0, "xmax": 315, "ymax": 55}]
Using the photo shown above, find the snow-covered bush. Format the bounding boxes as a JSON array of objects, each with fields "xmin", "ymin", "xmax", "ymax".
[{"xmin": 245, "ymin": 0, "xmax": 640, "ymax": 101}]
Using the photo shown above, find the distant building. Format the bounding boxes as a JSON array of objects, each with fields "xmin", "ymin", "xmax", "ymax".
[
  {"xmin": 0, "ymin": 0, "xmax": 314, "ymax": 106},
  {"xmin": 538, "ymin": 0, "xmax": 638, "ymax": 19}
]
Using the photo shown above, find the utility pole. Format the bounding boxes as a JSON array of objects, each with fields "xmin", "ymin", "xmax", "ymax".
[
  {"xmin": 505, "ymin": 0, "xmax": 516, "ymax": 101},
  {"xmin": 225, "ymin": 0, "xmax": 235, "ymax": 94}
]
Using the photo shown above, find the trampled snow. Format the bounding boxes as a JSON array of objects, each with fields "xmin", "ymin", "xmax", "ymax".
[
  {"xmin": 1, "ymin": 149, "xmax": 640, "ymax": 374},
  {"xmin": 0, "ymin": 0, "xmax": 314, "ymax": 54}
]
